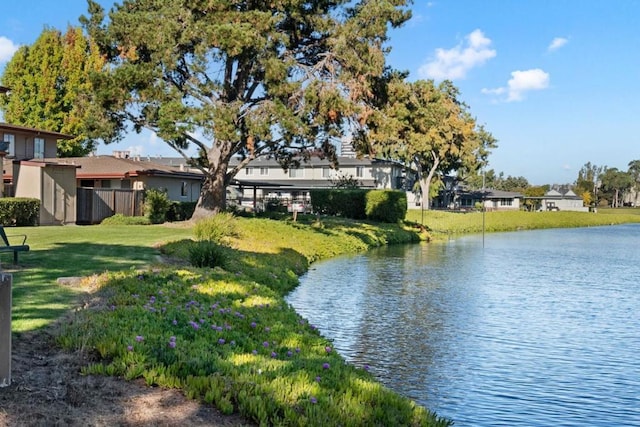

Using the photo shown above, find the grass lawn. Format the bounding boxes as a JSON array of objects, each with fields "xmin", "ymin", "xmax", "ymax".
[
  {"xmin": 5, "ymin": 223, "xmax": 194, "ymax": 331},
  {"xmin": 406, "ymin": 208, "xmax": 640, "ymax": 236}
]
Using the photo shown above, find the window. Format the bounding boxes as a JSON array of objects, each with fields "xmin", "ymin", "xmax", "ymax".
[
  {"xmin": 356, "ymin": 166, "xmax": 364, "ymax": 178},
  {"xmin": 289, "ymin": 168, "xmax": 303, "ymax": 178},
  {"xmin": 245, "ymin": 167, "xmax": 254, "ymax": 176},
  {"xmin": 322, "ymin": 167, "xmax": 331, "ymax": 178},
  {"xmin": 101, "ymin": 180, "xmax": 111, "ymax": 188},
  {"xmin": 3, "ymin": 134, "xmax": 15, "ymax": 157},
  {"xmin": 500, "ymin": 199, "xmax": 513, "ymax": 206},
  {"xmin": 34, "ymin": 137, "xmax": 45, "ymax": 159},
  {"xmin": 260, "ymin": 167, "xmax": 268, "ymax": 176},
  {"xmin": 181, "ymin": 181, "xmax": 188, "ymax": 197}
]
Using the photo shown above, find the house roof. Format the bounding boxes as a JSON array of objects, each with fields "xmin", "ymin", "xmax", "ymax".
[
  {"xmin": 231, "ymin": 178, "xmax": 377, "ymax": 190},
  {"xmin": 41, "ymin": 156, "xmax": 204, "ymax": 180},
  {"xmin": 459, "ymin": 188, "xmax": 524, "ymax": 199},
  {"xmin": 229, "ymin": 155, "xmax": 401, "ymax": 168},
  {"xmin": 0, "ymin": 122, "xmax": 74, "ymax": 140}
]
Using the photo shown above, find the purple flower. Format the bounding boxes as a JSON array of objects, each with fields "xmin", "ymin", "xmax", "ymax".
[
  {"xmin": 364, "ymin": 365, "xmax": 370, "ymax": 371},
  {"xmin": 270, "ymin": 351, "xmax": 277, "ymax": 358},
  {"xmin": 295, "ymin": 347, "xmax": 301, "ymax": 353},
  {"xmin": 322, "ymin": 363, "xmax": 330, "ymax": 370},
  {"xmin": 218, "ymin": 338, "xmax": 226, "ymax": 345},
  {"xmin": 325, "ymin": 346, "xmax": 332, "ymax": 353},
  {"xmin": 135, "ymin": 335, "xmax": 144, "ymax": 342},
  {"xmin": 250, "ymin": 322, "xmax": 257, "ymax": 328},
  {"xmin": 252, "ymin": 350, "xmax": 258, "ymax": 355},
  {"xmin": 264, "ymin": 327, "xmax": 271, "ymax": 332},
  {"xmin": 310, "ymin": 396, "xmax": 317, "ymax": 404},
  {"xmin": 263, "ymin": 341, "xmax": 269, "ymax": 348},
  {"xmin": 127, "ymin": 345, "xmax": 133, "ymax": 351},
  {"xmin": 168, "ymin": 341, "xmax": 176, "ymax": 349},
  {"xmin": 315, "ymin": 376, "xmax": 321, "ymax": 382},
  {"xmin": 287, "ymin": 351, "xmax": 293, "ymax": 357},
  {"xmin": 172, "ymin": 319, "xmax": 178, "ymax": 326}
]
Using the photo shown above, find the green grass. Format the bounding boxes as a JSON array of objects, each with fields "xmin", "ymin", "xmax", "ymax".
[
  {"xmin": 5, "ymin": 224, "xmax": 193, "ymax": 331},
  {"xmin": 9, "ymin": 218, "xmax": 447, "ymax": 426},
  {"xmin": 406, "ymin": 208, "xmax": 640, "ymax": 236}
]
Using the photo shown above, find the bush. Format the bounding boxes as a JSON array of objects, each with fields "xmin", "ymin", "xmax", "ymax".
[
  {"xmin": 144, "ymin": 189, "xmax": 171, "ymax": 224},
  {"xmin": 365, "ymin": 190, "xmax": 407, "ymax": 223},
  {"xmin": 193, "ymin": 212, "xmax": 239, "ymax": 244},
  {"xmin": 166, "ymin": 201, "xmax": 197, "ymax": 222},
  {"xmin": 0, "ymin": 198, "xmax": 40, "ymax": 226},
  {"xmin": 188, "ymin": 241, "xmax": 228, "ymax": 268},
  {"xmin": 100, "ymin": 214, "xmax": 151, "ymax": 225},
  {"xmin": 310, "ymin": 189, "xmax": 367, "ymax": 219}
]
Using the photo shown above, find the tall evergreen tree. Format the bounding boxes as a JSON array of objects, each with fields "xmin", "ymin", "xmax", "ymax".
[
  {"xmin": 81, "ymin": 0, "xmax": 412, "ymax": 219},
  {"xmin": 0, "ymin": 26, "xmax": 104, "ymax": 156}
]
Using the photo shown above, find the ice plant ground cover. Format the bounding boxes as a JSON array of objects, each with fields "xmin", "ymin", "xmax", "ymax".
[{"xmin": 55, "ymin": 216, "xmax": 452, "ymax": 426}]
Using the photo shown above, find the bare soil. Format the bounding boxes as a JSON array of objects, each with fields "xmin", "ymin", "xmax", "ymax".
[{"xmin": 0, "ymin": 326, "xmax": 254, "ymax": 427}]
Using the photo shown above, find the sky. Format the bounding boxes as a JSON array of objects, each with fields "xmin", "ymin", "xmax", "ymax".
[{"xmin": 1, "ymin": 1, "xmax": 639, "ymax": 185}]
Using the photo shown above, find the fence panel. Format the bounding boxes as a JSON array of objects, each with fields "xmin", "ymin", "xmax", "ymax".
[{"xmin": 76, "ymin": 188, "xmax": 144, "ymax": 224}]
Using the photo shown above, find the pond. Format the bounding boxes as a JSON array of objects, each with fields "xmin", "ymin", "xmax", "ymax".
[{"xmin": 286, "ymin": 224, "xmax": 640, "ymax": 426}]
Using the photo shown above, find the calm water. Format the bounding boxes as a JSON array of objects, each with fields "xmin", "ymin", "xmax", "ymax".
[{"xmin": 286, "ymin": 224, "xmax": 640, "ymax": 426}]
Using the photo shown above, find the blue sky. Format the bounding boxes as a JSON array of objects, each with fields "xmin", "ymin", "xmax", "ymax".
[{"xmin": 1, "ymin": 1, "xmax": 639, "ymax": 185}]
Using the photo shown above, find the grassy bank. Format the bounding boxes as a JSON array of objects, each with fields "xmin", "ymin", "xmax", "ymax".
[
  {"xmin": 23, "ymin": 217, "xmax": 448, "ymax": 426},
  {"xmin": 406, "ymin": 208, "xmax": 640, "ymax": 236}
]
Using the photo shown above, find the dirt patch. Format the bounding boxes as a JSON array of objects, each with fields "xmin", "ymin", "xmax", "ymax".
[{"xmin": 0, "ymin": 323, "xmax": 254, "ymax": 427}]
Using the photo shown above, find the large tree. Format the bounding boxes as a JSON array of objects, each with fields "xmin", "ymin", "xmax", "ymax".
[
  {"xmin": 0, "ymin": 26, "xmax": 104, "ymax": 156},
  {"xmin": 356, "ymin": 75, "xmax": 496, "ymax": 209},
  {"xmin": 599, "ymin": 167, "xmax": 633, "ymax": 208},
  {"xmin": 81, "ymin": 0, "xmax": 411, "ymax": 219},
  {"xmin": 574, "ymin": 162, "xmax": 604, "ymax": 206}
]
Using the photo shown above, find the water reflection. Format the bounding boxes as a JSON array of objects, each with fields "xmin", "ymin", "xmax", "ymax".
[{"xmin": 286, "ymin": 225, "xmax": 640, "ymax": 426}]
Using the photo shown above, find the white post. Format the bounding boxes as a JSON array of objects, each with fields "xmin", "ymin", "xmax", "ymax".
[{"xmin": 0, "ymin": 272, "xmax": 12, "ymax": 387}]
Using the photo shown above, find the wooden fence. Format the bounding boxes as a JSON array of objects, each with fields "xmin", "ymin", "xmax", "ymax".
[{"xmin": 76, "ymin": 188, "xmax": 144, "ymax": 224}]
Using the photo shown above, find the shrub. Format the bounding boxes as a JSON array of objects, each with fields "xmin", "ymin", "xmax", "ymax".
[
  {"xmin": 193, "ymin": 212, "xmax": 239, "ymax": 244},
  {"xmin": 144, "ymin": 189, "xmax": 171, "ymax": 224},
  {"xmin": 365, "ymin": 190, "xmax": 407, "ymax": 223},
  {"xmin": 188, "ymin": 241, "xmax": 228, "ymax": 268},
  {"xmin": 0, "ymin": 197, "xmax": 40, "ymax": 226},
  {"xmin": 100, "ymin": 213, "xmax": 151, "ymax": 225},
  {"xmin": 166, "ymin": 201, "xmax": 197, "ymax": 222},
  {"xmin": 310, "ymin": 189, "xmax": 367, "ymax": 219}
]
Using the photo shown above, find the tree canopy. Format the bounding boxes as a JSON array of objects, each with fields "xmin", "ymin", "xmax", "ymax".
[
  {"xmin": 0, "ymin": 26, "xmax": 104, "ymax": 156},
  {"xmin": 356, "ymin": 74, "xmax": 496, "ymax": 209},
  {"xmin": 81, "ymin": 0, "xmax": 412, "ymax": 219}
]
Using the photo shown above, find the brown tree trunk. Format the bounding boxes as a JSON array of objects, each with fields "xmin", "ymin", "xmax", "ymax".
[{"xmin": 190, "ymin": 148, "xmax": 233, "ymax": 221}]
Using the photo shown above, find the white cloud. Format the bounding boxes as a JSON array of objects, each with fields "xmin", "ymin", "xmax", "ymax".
[
  {"xmin": 482, "ymin": 68, "xmax": 550, "ymax": 102},
  {"xmin": 548, "ymin": 37, "xmax": 568, "ymax": 52},
  {"xmin": 418, "ymin": 29, "xmax": 496, "ymax": 80},
  {"xmin": 0, "ymin": 37, "xmax": 19, "ymax": 63},
  {"xmin": 506, "ymin": 69, "xmax": 550, "ymax": 101}
]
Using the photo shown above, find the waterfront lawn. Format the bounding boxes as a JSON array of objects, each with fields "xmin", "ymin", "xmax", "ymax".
[
  {"xmin": 5, "ymin": 224, "xmax": 194, "ymax": 332},
  {"xmin": 21, "ymin": 217, "xmax": 448, "ymax": 426},
  {"xmin": 406, "ymin": 209, "xmax": 640, "ymax": 236}
]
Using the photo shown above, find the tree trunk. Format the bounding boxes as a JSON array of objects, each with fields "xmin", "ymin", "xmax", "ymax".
[
  {"xmin": 190, "ymin": 149, "xmax": 233, "ymax": 221},
  {"xmin": 416, "ymin": 156, "xmax": 439, "ymax": 211}
]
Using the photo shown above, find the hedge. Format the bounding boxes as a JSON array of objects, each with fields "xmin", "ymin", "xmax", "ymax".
[{"xmin": 0, "ymin": 198, "xmax": 40, "ymax": 226}]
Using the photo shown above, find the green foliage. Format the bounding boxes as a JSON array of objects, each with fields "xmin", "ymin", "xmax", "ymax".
[
  {"xmin": 81, "ymin": 0, "xmax": 412, "ymax": 216},
  {"xmin": 365, "ymin": 190, "xmax": 407, "ymax": 223},
  {"xmin": 166, "ymin": 201, "xmax": 196, "ymax": 222},
  {"xmin": 100, "ymin": 213, "xmax": 151, "ymax": 225},
  {"xmin": 310, "ymin": 189, "xmax": 367, "ymax": 219},
  {"xmin": 193, "ymin": 213, "xmax": 239, "ymax": 244},
  {"xmin": 188, "ymin": 241, "xmax": 228, "ymax": 268},
  {"xmin": 0, "ymin": 198, "xmax": 40, "ymax": 226},
  {"xmin": 144, "ymin": 189, "xmax": 171, "ymax": 224},
  {"xmin": 360, "ymin": 75, "xmax": 497, "ymax": 209},
  {"xmin": 0, "ymin": 26, "xmax": 105, "ymax": 156}
]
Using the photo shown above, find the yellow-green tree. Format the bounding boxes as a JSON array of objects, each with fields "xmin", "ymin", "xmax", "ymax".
[
  {"xmin": 357, "ymin": 75, "xmax": 496, "ymax": 209},
  {"xmin": 0, "ymin": 26, "xmax": 104, "ymax": 156}
]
